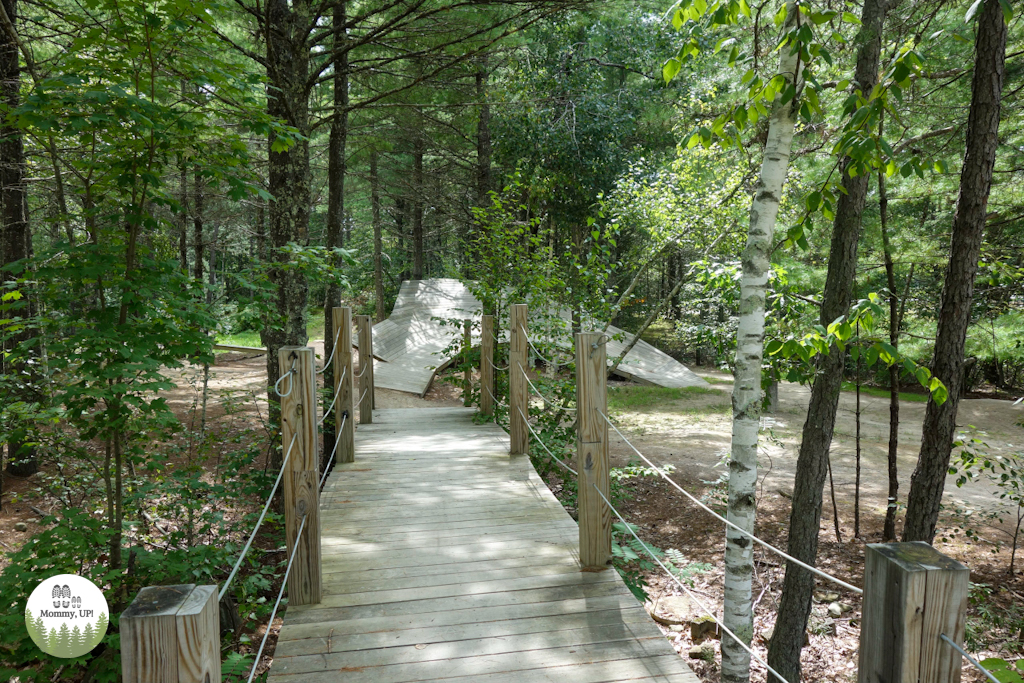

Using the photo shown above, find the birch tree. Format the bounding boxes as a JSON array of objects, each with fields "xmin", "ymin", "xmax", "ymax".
[
  {"xmin": 720, "ymin": 8, "xmax": 799, "ymax": 682},
  {"xmin": 666, "ymin": 3, "xmax": 801, "ymax": 680}
]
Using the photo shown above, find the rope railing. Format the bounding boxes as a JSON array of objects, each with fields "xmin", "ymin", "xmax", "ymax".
[
  {"xmin": 519, "ymin": 324, "xmax": 573, "ymax": 366},
  {"xmin": 518, "ymin": 361, "xmax": 577, "ymax": 412},
  {"xmin": 318, "ymin": 366, "xmax": 347, "ymax": 427},
  {"xmin": 246, "ymin": 513, "xmax": 308, "ymax": 683},
  {"xmin": 516, "ymin": 406, "xmax": 577, "ymax": 475},
  {"xmin": 590, "ymin": 482, "xmax": 793, "ymax": 683},
  {"xmin": 273, "ymin": 357, "xmax": 298, "ymax": 398},
  {"xmin": 320, "ymin": 413, "xmax": 346, "ymax": 489},
  {"xmin": 483, "ymin": 381, "xmax": 508, "ymax": 409},
  {"xmin": 316, "ymin": 327, "xmax": 342, "ymax": 375},
  {"xmin": 939, "ymin": 633, "xmax": 999, "ymax": 683},
  {"xmin": 357, "ymin": 387, "xmax": 369, "ymax": 408},
  {"xmin": 488, "ymin": 354, "xmax": 509, "ymax": 372},
  {"xmin": 597, "ymin": 409, "xmax": 863, "ymax": 595},
  {"xmin": 219, "ymin": 432, "xmax": 299, "ymax": 601}
]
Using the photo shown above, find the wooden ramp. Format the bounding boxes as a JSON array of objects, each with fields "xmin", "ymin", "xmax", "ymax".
[
  {"xmin": 362, "ymin": 278, "xmax": 706, "ymax": 396},
  {"xmin": 269, "ymin": 407, "xmax": 699, "ymax": 683}
]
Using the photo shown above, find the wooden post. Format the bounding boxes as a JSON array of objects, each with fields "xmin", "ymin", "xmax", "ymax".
[
  {"xmin": 463, "ymin": 318, "xmax": 472, "ymax": 407},
  {"xmin": 333, "ymin": 306, "xmax": 355, "ymax": 465},
  {"xmin": 480, "ymin": 314, "xmax": 494, "ymax": 417},
  {"xmin": 121, "ymin": 584, "xmax": 220, "ymax": 683},
  {"xmin": 355, "ymin": 315, "xmax": 373, "ymax": 424},
  {"xmin": 278, "ymin": 347, "xmax": 322, "ymax": 606},
  {"xmin": 858, "ymin": 542, "xmax": 969, "ymax": 683},
  {"xmin": 509, "ymin": 304, "xmax": 528, "ymax": 455},
  {"xmin": 575, "ymin": 332, "xmax": 611, "ymax": 571}
]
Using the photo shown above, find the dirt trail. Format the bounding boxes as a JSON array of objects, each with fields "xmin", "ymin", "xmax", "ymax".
[{"xmin": 608, "ymin": 371, "xmax": 1024, "ymax": 531}]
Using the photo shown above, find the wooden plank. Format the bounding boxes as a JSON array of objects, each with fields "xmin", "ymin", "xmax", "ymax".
[
  {"xmin": 279, "ymin": 347, "xmax": 322, "ymax": 606},
  {"xmin": 275, "ymin": 606, "xmax": 656, "ymax": 656},
  {"xmin": 266, "ymin": 406, "xmax": 697, "ymax": 683},
  {"xmin": 510, "ymin": 303, "xmax": 528, "ymax": 454},
  {"xmin": 576, "ymin": 332, "xmax": 611, "ymax": 570},
  {"xmin": 481, "ymin": 314, "xmax": 494, "ymax": 416},
  {"xmin": 333, "ymin": 307, "xmax": 355, "ymax": 464},
  {"xmin": 858, "ymin": 542, "xmax": 969, "ymax": 683}
]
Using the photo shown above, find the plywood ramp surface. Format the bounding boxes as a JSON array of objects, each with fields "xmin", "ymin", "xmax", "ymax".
[{"xmin": 268, "ymin": 407, "xmax": 699, "ymax": 683}]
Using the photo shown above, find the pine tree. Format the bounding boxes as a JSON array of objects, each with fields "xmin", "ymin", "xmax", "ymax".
[
  {"xmin": 94, "ymin": 612, "xmax": 108, "ymax": 641},
  {"xmin": 57, "ymin": 623, "xmax": 71, "ymax": 658},
  {"xmin": 47, "ymin": 627, "xmax": 58, "ymax": 654},
  {"xmin": 82, "ymin": 622, "xmax": 95, "ymax": 653},
  {"xmin": 70, "ymin": 625, "xmax": 84, "ymax": 657}
]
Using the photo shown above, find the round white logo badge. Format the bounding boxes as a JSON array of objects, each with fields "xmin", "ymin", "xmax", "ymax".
[{"xmin": 24, "ymin": 574, "xmax": 109, "ymax": 658}]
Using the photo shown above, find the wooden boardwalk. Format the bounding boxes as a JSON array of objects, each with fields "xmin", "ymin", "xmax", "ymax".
[{"xmin": 269, "ymin": 407, "xmax": 700, "ymax": 683}]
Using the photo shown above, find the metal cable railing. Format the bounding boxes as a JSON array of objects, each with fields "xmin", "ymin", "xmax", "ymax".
[
  {"xmin": 320, "ymin": 413, "xmax": 346, "ymax": 489},
  {"xmin": 219, "ymin": 432, "xmax": 299, "ymax": 601},
  {"xmin": 520, "ymin": 324, "xmax": 573, "ymax": 366},
  {"xmin": 316, "ymin": 328, "xmax": 342, "ymax": 375},
  {"xmin": 939, "ymin": 633, "xmax": 999, "ymax": 683},
  {"xmin": 516, "ymin": 406, "xmax": 576, "ymax": 475},
  {"xmin": 273, "ymin": 357, "xmax": 298, "ymax": 398},
  {"xmin": 357, "ymin": 388, "xmax": 369, "ymax": 408},
  {"xmin": 318, "ymin": 366, "xmax": 347, "ymax": 427},
  {"xmin": 590, "ymin": 482, "xmax": 793, "ymax": 683},
  {"xmin": 245, "ymin": 513, "xmax": 308, "ymax": 683},
  {"xmin": 597, "ymin": 409, "xmax": 863, "ymax": 595},
  {"xmin": 517, "ymin": 361, "xmax": 577, "ymax": 412},
  {"xmin": 483, "ymin": 381, "xmax": 508, "ymax": 409}
]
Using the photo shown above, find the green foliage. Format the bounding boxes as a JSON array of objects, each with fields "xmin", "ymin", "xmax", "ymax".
[{"xmin": 608, "ymin": 385, "xmax": 718, "ymax": 410}]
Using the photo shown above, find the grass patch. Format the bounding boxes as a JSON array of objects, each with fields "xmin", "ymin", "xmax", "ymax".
[
  {"xmin": 702, "ymin": 375, "xmax": 734, "ymax": 385},
  {"xmin": 216, "ymin": 330, "xmax": 262, "ymax": 348},
  {"xmin": 608, "ymin": 385, "xmax": 724, "ymax": 411},
  {"xmin": 841, "ymin": 382, "xmax": 929, "ymax": 403}
]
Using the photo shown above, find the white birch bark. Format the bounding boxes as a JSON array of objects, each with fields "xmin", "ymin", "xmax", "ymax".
[{"xmin": 722, "ymin": 5, "xmax": 800, "ymax": 682}]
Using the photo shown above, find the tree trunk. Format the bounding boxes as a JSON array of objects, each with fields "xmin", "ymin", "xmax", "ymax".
[
  {"xmin": 903, "ymin": 0, "xmax": 1006, "ymax": 543},
  {"xmin": 193, "ymin": 166, "xmax": 204, "ymax": 284},
  {"xmin": 721, "ymin": 7, "xmax": 800, "ymax": 681},
  {"xmin": 879, "ymin": 147, "xmax": 901, "ymax": 542},
  {"xmin": 322, "ymin": 0, "xmax": 348, "ymax": 461},
  {"xmin": 1, "ymin": 0, "xmax": 36, "ymax": 478},
  {"xmin": 371, "ymin": 148, "xmax": 384, "ymax": 322},
  {"xmin": 412, "ymin": 135, "xmax": 424, "ymax": 280},
  {"xmin": 178, "ymin": 153, "xmax": 187, "ymax": 272},
  {"xmin": 263, "ymin": 0, "xmax": 312, "ymax": 467},
  {"xmin": 476, "ymin": 67, "xmax": 492, "ymax": 205},
  {"xmin": 256, "ymin": 194, "xmax": 266, "ymax": 261},
  {"xmin": 207, "ymin": 221, "xmax": 218, "ymax": 306},
  {"xmin": 768, "ymin": 1, "xmax": 887, "ymax": 679}
]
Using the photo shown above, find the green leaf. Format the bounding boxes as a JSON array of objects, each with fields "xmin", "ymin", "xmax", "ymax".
[
  {"xmin": 842, "ymin": 11, "xmax": 861, "ymax": 24},
  {"xmin": 998, "ymin": 0, "xmax": 1013, "ymax": 22},
  {"xmin": 806, "ymin": 191, "xmax": 822, "ymax": 212},
  {"xmin": 663, "ymin": 58, "xmax": 681, "ymax": 83},
  {"xmin": 672, "ymin": 8, "xmax": 684, "ymax": 29}
]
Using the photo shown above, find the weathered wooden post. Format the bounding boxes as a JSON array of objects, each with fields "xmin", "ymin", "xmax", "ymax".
[
  {"xmin": 509, "ymin": 304, "xmax": 528, "ymax": 455},
  {"xmin": 575, "ymin": 332, "xmax": 611, "ymax": 571},
  {"xmin": 121, "ymin": 584, "xmax": 220, "ymax": 683},
  {"xmin": 463, "ymin": 318, "xmax": 472, "ymax": 407},
  {"xmin": 355, "ymin": 315, "xmax": 373, "ymax": 423},
  {"xmin": 858, "ymin": 542, "xmax": 969, "ymax": 683},
  {"xmin": 333, "ymin": 306, "xmax": 355, "ymax": 464},
  {"xmin": 480, "ymin": 314, "xmax": 494, "ymax": 417},
  {"xmin": 278, "ymin": 347, "xmax": 322, "ymax": 605}
]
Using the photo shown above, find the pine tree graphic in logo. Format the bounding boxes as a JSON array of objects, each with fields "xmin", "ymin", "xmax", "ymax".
[{"xmin": 26, "ymin": 574, "xmax": 109, "ymax": 658}]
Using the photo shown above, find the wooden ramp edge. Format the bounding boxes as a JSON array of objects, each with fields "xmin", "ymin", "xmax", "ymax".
[{"xmin": 267, "ymin": 407, "xmax": 700, "ymax": 683}]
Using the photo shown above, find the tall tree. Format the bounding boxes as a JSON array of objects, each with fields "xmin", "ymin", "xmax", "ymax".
[
  {"xmin": 903, "ymin": 0, "xmax": 1008, "ymax": 542},
  {"xmin": 721, "ymin": 5, "xmax": 800, "ymax": 681},
  {"xmin": 768, "ymin": 0, "xmax": 889, "ymax": 679},
  {"xmin": 0, "ymin": 0, "xmax": 35, "ymax": 478}
]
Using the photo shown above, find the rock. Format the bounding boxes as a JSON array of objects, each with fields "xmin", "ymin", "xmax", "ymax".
[
  {"xmin": 652, "ymin": 595, "xmax": 700, "ymax": 625},
  {"xmin": 669, "ymin": 624, "xmax": 684, "ymax": 632},
  {"xmin": 690, "ymin": 615, "xmax": 719, "ymax": 641},
  {"xmin": 688, "ymin": 643, "xmax": 716, "ymax": 661},
  {"xmin": 813, "ymin": 590, "xmax": 840, "ymax": 603},
  {"xmin": 14, "ymin": 522, "xmax": 27, "ymax": 532},
  {"xmin": 828, "ymin": 602, "xmax": 843, "ymax": 618},
  {"xmin": 760, "ymin": 627, "xmax": 773, "ymax": 644},
  {"xmin": 838, "ymin": 602, "xmax": 853, "ymax": 614}
]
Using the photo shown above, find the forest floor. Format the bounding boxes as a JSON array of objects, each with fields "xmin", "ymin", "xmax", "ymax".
[{"xmin": 1, "ymin": 346, "xmax": 1021, "ymax": 682}]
